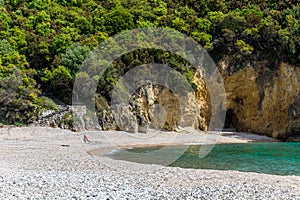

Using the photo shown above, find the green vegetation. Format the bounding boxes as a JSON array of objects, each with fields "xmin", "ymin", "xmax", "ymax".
[{"xmin": 0, "ymin": 0, "xmax": 299, "ymax": 124}]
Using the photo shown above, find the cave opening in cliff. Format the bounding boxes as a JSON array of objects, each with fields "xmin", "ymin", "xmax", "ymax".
[{"xmin": 223, "ymin": 109, "xmax": 238, "ymax": 131}]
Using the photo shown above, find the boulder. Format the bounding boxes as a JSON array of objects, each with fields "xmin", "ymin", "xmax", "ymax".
[{"xmin": 112, "ymin": 104, "xmax": 138, "ymax": 133}]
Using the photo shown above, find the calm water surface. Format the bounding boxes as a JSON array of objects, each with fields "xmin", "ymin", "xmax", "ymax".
[{"xmin": 108, "ymin": 142, "xmax": 300, "ymax": 176}]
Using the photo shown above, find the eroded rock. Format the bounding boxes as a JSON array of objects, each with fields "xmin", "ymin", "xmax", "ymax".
[
  {"xmin": 224, "ymin": 62, "xmax": 300, "ymax": 139},
  {"xmin": 113, "ymin": 104, "xmax": 138, "ymax": 133}
]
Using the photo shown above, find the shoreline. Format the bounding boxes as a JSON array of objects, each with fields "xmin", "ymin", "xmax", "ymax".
[
  {"xmin": 0, "ymin": 126, "xmax": 279, "ymax": 154},
  {"xmin": 0, "ymin": 127, "xmax": 298, "ymax": 199},
  {"xmin": 84, "ymin": 129, "xmax": 279, "ymax": 155}
]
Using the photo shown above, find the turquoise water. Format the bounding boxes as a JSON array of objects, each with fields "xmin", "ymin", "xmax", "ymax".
[{"xmin": 108, "ymin": 142, "xmax": 300, "ymax": 176}]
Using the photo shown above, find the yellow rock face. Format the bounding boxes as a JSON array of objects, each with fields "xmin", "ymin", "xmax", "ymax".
[
  {"xmin": 193, "ymin": 71, "xmax": 211, "ymax": 131},
  {"xmin": 133, "ymin": 71, "xmax": 211, "ymax": 131},
  {"xmin": 224, "ymin": 63, "xmax": 300, "ymax": 138},
  {"xmin": 131, "ymin": 63, "xmax": 300, "ymax": 139}
]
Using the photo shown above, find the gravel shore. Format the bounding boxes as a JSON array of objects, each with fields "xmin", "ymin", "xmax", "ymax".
[{"xmin": 0, "ymin": 127, "xmax": 299, "ymax": 199}]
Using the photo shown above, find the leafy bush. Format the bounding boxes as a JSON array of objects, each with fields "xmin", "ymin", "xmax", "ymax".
[
  {"xmin": 61, "ymin": 43, "xmax": 90, "ymax": 77},
  {"xmin": 38, "ymin": 96, "xmax": 59, "ymax": 111},
  {"xmin": 0, "ymin": 67, "xmax": 42, "ymax": 124},
  {"xmin": 235, "ymin": 39, "xmax": 254, "ymax": 55},
  {"xmin": 0, "ymin": 0, "xmax": 300, "ymax": 125}
]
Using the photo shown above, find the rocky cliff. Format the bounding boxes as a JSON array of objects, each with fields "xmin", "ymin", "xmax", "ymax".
[
  {"xmin": 123, "ymin": 61, "xmax": 300, "ymax": 141},
  {"xmin": 112, "ymin": 77, "xmax": 209, "ymax": 132},
  {"xmin": 132, "ymin": 73, "xmax": 211, "ymax": 131},
  {"xmin": 34, "ymin": 62, "xmax": 300, "ymax": 141},
  {"xmin": 224, "ymin": 62, "xmax": 300, "ymax": 141}
]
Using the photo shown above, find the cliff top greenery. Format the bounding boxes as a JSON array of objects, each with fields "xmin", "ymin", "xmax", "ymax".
[{"xmin": 0, "ymin": 0, "xmax": 299, "ymax": 124}]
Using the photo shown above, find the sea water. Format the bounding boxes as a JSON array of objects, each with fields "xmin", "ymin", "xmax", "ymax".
[{"xmin": 108, "ymin": 142, "xmax": 300, "ymax": 176}]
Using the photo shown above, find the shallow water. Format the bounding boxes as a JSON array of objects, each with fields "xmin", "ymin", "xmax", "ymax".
[{"xmin": 108, "ymin": 142, "xmax": 300, "ymax": 176}]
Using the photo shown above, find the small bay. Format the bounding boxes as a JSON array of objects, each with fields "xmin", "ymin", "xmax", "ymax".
[{"xmin": 108, "ymin": 142, "xmax": 300, "ymax": 176}]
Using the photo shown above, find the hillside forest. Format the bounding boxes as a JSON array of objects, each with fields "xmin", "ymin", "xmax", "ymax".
[{"xmin": 0, "ymin": 0, "xmax": 299, "ymax": 125}]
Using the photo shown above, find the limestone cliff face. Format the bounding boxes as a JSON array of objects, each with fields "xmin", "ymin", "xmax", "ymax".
[
  {"xmin": 114, "ymin": 62, "xmax": 300, "ymax": 140},
  {"xmin": 133, "ymin": 75, "xmax": 210, "ymax": 131},
  {"xmin": 39, "ymin": 62, "xmax": 300, "ymax": 141},
  {"xmin": 99, "ymin": 62, "xmax": 300, "ymax": 140},
  {"xmin": 192, "ymin": 71, "xmax": 211, "ymax": 131},
  {"xmin": 224, "ymin": 63, "xmax": 300, "ymax": 140}
]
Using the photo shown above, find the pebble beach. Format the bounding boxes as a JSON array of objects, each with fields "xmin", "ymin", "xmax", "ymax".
[{"xmin": 0, "ymin": 127, "xmax": 299, "ymax": 199}]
